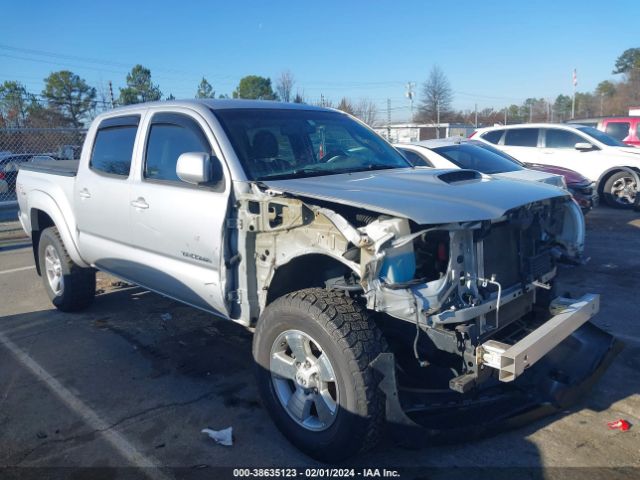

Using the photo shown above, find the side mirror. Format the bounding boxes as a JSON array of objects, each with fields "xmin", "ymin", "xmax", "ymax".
[
  {"xmin": 176, "ymin": 152, "xmax": 212, "ymax": 184},
  {"xmin": 574, "ymin": 142, "xmax": 594, "ymax": 151}
]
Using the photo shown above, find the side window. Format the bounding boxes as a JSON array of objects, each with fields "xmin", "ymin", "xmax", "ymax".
[
  {"xmin": 145, "ymin": 114, "xmax": 211, "ymax": 182},
  {"xmin": 636, "ymin": 123, "xmax": 640, "ymax": 139},
  {"xmin": 545, "ymin": 129, "xmax": 585, "ymax": 148},
  {"xmin": 90, "ymin": 116, "xmax": 139, "ymax": 176},
  {"xmin": 481, "ymin": 130, "xmax": 503, "ymax": 144},
  {"xmin": 604, "ymin": 122, "xmax": 630, "ymax": 141},
  {"xmin": 504, "ymin": 128, "xmax": 539, "ymax": 147},
  {"xmin": 398, "ymin": 148, "xmax": 433, "ymax": 167}
]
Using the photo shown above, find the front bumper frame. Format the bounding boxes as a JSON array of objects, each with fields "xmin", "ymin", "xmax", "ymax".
[
  {"xmin": 479, "ymin": 294, "xmax": 599, "ymax": 382},
  {"xmin": 371, "ymin": 321, "xmax": 622, "ymax": 446}
]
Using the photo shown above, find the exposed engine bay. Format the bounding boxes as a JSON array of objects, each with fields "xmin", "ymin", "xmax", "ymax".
[{"xmin": 229, "ymin": 179, "xmax": 594, "ymax": 393}]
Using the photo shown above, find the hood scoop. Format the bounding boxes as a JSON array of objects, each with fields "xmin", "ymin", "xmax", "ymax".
[{"xmin": 437, "ymin": 169, "xmax": 481, "ymax": 184}]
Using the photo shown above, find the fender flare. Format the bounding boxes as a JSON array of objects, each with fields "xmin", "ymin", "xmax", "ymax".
[
  {"xmin": 28, "ymin": 190, "xmax": 89, "ymax": 268},
  {"xmin": 596, "ymin": 166, "xmax": 640, "ymax": 193}
]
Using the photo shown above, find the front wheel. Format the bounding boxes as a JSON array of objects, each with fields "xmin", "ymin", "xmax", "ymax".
[
  {"xmin": 253, "ymin": 288, "xmax": 387, "ymax": 462},
  {"xmin": 38, "ymin": 226, "xmax": 96, "ymax": 312},
  {"xmin": 603, "ymin": 171, "xmax": 637, "ymax": 208}
]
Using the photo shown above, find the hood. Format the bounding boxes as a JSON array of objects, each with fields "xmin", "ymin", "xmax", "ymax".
[
  {"xmin": 525, "ymin": 163, "xmax": 589, "ymax": 185},
  {"xmin": 263, "ymin": 168, "xmax": 569, "ymax": 224},
  {"xmin": 493, "ymin": 168, "xmax": 565, "ymax": 188}
]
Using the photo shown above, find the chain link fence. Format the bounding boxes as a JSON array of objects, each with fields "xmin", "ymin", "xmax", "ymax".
[{"xmin": 0, "ymin": 128, "xmax": 86, "ymax": 204}]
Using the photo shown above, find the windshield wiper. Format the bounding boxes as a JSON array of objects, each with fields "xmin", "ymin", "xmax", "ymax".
[{"xmin": 257, "ymin": 164, "xmax": 404, "ymax": 181}]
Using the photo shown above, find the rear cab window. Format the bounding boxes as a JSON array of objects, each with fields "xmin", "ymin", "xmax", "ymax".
[
  {"xmin": 503, "ymin": 128, "xmax": 540, "ymax": 147},
  {"xmin": 90, "ymin": 115, "xmax": 140, "ymax": 177}
]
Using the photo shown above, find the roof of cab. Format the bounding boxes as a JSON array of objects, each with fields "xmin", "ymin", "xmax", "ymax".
[{"xmin": 100, "ymin": 98, "xmax": 331, "ymax": 114}]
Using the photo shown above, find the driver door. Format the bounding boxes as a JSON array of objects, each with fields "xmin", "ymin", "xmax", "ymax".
[{"xmin": 129, "ymin": 110, "xmax": 230, "ymax": 315}]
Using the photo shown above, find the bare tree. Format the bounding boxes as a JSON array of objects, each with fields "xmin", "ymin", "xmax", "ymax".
[
  {"xmin": 353, "ymin": 98, "xmax": 378, "ymax": 126},
  {"xmin": 275, "ymin": 70, "xmax": 295, "ymax": 102},
  {"xmin": 418, "ymin": 65, "xmax": 453, "ymax": 123}
]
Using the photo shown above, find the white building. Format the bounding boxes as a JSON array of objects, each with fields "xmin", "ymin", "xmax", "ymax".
[{"xmin": 374, "ymin": 123, "xmax": 476, "ymax": 143}]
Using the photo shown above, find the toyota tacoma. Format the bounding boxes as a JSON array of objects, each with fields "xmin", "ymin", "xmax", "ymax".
[{"xmin": 16, "ymin": 100, "xmax": 620, "ymax": 461}]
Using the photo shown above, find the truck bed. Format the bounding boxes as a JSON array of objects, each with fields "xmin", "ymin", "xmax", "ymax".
[{"xmin": 19, "ymin": 160, "xmax": 79, "ymax": 177}]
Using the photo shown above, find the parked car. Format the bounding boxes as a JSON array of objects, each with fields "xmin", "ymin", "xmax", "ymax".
[
  {"xmin": 472, "ymin": 123, "xmax": 640, "ymax": 208},
  {"xmin": 523, "ymin": 163, "xmax": 597, "ymax": 213},
  {"xmin": 566, "ymin": 116, "xmax": 640, "ymax": 147},
  {"xmin": 0, "ymin": 154, "xmax": 42, "ymax": 194},
  {"xmin": 395, "ymin": 139, "xmax": 598, "ymax": 214},
  {"xmin": 395, "ymin": 137, "xmax": 598, "ymax": 214},
  {"xmin": 17, "ymin": 100, "xmax": 618, "ymax": 461}
]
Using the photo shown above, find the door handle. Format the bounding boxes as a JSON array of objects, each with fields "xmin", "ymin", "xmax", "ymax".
[
  {"xmin": 79, "ymin": 188, "xmax": 91, "ymax": 199},
  {"xmin": 130, "ymin": 197, "xmax": 149, "ymax": 209}
]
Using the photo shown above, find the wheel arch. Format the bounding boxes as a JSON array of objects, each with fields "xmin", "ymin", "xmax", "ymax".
[
  {"xmin": 596, "ymin": 166, "xmax": 640, "ymax": 194},
  {"xmin": 264, "ymin": 253, "xmax": 359, "ymax": 307},
  {"xmin": 28, "ymin": 191, "xmax": 88, "ymax": 273}
]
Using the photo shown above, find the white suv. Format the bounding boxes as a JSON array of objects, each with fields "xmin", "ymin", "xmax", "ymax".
[{"xmin": 472, "ymin": 123, "xmax": 640, "ymax": 208}]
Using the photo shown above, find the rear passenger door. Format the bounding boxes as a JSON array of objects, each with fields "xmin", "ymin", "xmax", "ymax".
[
  {"xmin": 75, "ymin": 115, "xmax": 141, "ymax": 267},
  {"xmin": 499, "ymin": 128, "xmax": 541, "ymax": 164},
  {"xmin": 129, "ymin": 109, "xmax": 230, "ymax": 315}
]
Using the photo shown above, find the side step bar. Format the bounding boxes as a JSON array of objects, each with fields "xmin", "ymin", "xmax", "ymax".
[{"xmin": 478, "ymin": 294, "xmax": 599, "ymax": 382}]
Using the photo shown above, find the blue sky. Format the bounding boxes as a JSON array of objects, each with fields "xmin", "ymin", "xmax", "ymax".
[{"xmin": 0, "ymin": 0, "xmax": 635, "ymax": 120}]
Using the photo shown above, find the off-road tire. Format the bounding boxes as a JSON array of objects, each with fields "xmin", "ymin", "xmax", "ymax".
[
  {"xmin": 38, "ymin": 226, "xmax": 95, "ymax": 312},
  {"xmin": 603, "ymin": 171, "xmax": 637, "ymax": 209},
  {"xmin": 253, "ymin": 288, "xmax": 387, "ymax": 462}
]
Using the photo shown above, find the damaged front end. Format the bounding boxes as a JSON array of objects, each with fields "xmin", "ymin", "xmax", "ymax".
[{"xmin": 233, "ymin": 181, "xmax": 620, "ymax": 440}]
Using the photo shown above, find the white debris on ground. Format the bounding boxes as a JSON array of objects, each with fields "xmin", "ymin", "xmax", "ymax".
[{"xmin": 201, "ymin": 427, "xmax": 233, "ymax": 446}]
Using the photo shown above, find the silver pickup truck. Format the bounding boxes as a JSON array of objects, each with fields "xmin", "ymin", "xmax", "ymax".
[{"xmin": 16, "ymin": 100, "xmax": 619, "ymax": 461}]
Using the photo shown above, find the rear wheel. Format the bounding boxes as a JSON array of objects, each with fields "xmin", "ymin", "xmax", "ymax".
[
  {"xmin": 38, "ymin": 226, "xmax": 95, "ymax": 312},
  {"xmin": 253, "ymin": 288, "xmax": 386, "ymax": 462},
  {"xmin": 603, "ymin": 171, "xmax": 637, "ymax": 208}
]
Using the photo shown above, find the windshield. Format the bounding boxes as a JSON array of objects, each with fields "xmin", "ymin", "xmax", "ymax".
[
  {"xmin": 431, "ymin": 141, "xmax": 524, "ymax": 174},
  {"xmin": 212, "ymin": 108, "xmax": 411, "ymax": 180},
  {"xmin": 576, "ymin": 126, "xmax": 627, "ymax": 147}
]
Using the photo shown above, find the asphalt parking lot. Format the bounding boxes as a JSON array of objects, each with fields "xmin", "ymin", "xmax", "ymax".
[{"xmin": 0, "ymin": 206, "xmax": 639, "ymax": 479}]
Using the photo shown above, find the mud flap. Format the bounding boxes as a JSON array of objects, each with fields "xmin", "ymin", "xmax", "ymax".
[{"xmin": 371, "ymin": 321, "xmax": 623, "ymax": 447}]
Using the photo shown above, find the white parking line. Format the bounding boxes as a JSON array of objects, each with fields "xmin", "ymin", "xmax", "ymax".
[
  {"xmin": 0, "ymin": 265, "xmax": 35, "ymax": 275},
  {"xmin": 0, "ymin": 331, "xmax": 172, "ymax": 480}
]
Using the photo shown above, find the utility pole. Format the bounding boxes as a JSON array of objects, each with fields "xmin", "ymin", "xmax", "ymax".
[
  {"xmin": 405, "ymin": 82, "xmax": 415, "ymax": 122},
  {"xmin": 386, "ymin": 98, "xmax": 391, "ymax": 141},
  {"xmin": 108, "ymin": 81, "xmax": 115, "ymax": 109},
  {"xmin": 600, "ymin": 93, "xmax": 604, "ymax": 116},
  {"xmin": 474, "ymin": 103, "xmax": 478, "ymax": 128},
  {"xmin": 320, "ymin": 94, "xmax": 325, "ymax": 108},
  {"xmin": 504, "ymin": 107, "xmax": 507, "ymax": 125},
  {"xmin": 571, "ymin": 68, "xmax": 577, "ymax": 119},
  {"xmin": 436, "ymin": 100, "xmax": 440, "ymax": 139}
]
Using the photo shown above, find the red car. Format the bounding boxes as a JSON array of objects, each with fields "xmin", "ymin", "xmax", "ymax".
[
  {"xmin": 525, "ymin": 163, "xmax": 598, "ymax": 213},
  {"xmin": 567, "ymin": 116, "xmax": 640, "ymax": 147}
]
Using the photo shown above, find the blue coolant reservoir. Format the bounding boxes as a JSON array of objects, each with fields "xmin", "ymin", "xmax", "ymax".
[{"xmin": 377, "ymin": 218, "xmax": 416, "ymax": 283}]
